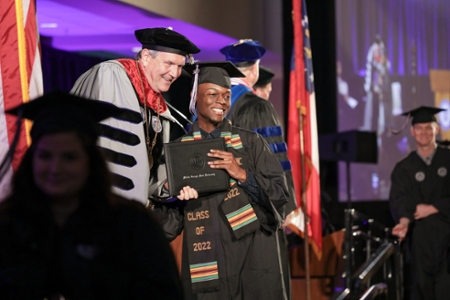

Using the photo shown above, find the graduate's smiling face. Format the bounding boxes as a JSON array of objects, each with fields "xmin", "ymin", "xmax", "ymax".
[
  {"xmin": 142, "ymin": 50, "xmax": 186, "ymax": 93},
  {"xmin": 411, "ymin": 122, "xmax": 439, "ymax": 147},
  {"xmin": 196, "ymin": 83, "xmax": 230, "ymax": 130}
]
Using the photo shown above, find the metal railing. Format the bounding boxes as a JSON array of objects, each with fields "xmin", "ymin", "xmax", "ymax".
[{"xmin": 332, "ymin": 209, "xmax": 402, "ymax": 300}]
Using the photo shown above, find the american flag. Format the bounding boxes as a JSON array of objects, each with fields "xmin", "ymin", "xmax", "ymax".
[
  {"xmin": 0, "ymin": 0, "xmax": 43, "ymax": 200},
  {"xmin": 287, "ymin": 0, "xmax": 322, "ymax": 257}
]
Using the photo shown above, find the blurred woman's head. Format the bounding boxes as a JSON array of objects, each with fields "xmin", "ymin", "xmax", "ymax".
[
  {"xmin": 33, "ymin": 132, "xmax": 89, "ymax": 200},
  {"xmin": 3, "ymin": 91, "xmax": 125, "ymax": 211},
  {"xmin": 12, "ymin": 129, "xmax": 111, "ymax": 208}
]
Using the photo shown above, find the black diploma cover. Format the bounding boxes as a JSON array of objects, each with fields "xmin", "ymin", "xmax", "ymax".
[{"xmin": 164, "ymin": 138, "xmax": 230, "ymax": 196}]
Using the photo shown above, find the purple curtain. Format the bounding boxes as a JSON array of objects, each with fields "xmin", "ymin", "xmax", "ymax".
[{"xmin": 41, "ymin": 39, "xmax": 118, "ymax": 92}]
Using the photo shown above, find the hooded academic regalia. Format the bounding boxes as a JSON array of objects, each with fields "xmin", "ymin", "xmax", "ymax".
[
  {"xmin": 71, "ymin": 27, "xmax": 200, "ymax": 204},
  {"xmin": 220, "ymin": 40, "xmax": 297, "ymax": 216}
]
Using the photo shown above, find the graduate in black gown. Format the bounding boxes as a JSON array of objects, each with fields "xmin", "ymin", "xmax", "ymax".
[
  {"xmin": 153, "ymin": 62, "xmax": 290, "ymax": 300},
  {"xmin": 389, "ymin": 106, "xmax": 450, "ymax": 300}
]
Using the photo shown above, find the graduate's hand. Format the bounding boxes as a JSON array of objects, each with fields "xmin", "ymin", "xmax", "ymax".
[
  {"xmin": 414, "ymin": 204, "xmax": 438, "ymax": 220},
  {"xmin": 392, "ymin": 217, "xmax": 409, "ymax": 241},
  {"xmin": 177, "ymin": 186, "xmax": 198, "ymax": 201},
  {"xmin": 207, "ymin": 149, "xmax": 247, "ymax": 182}
]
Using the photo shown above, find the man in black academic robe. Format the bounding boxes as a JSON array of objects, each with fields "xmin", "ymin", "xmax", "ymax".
[
  {"xmin": 220, "ymin": 42, "xmax": 296, "ymax": 298},
  {"xmin": 389, "ymin": 106, "xmax": 450, "ymax": 300},
  {"xmin": 220, "ymin": 40, "xmax": 297, "ymax": 219}
]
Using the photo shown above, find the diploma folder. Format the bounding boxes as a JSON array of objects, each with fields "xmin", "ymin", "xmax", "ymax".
[{"xmin": 164, "ymin": 138, "xmax": 230, "ymax": 196}]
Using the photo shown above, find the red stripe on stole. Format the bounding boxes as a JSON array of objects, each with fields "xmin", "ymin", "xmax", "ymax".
[
  {"xmin": 229, "ymin": 208, "xmax": 256, "ymax": 226},
  {"xmin": 190, "ymin": 266, "xmax": 218, "ymax": 275}
]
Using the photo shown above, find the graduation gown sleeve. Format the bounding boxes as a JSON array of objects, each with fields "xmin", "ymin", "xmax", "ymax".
[
  {"xmin": 389, "ymin": 160, "xmax": 416, "ymax": 222},
  {"xmin": 242, "ymin": 130, "xmax": 289, "ymax": 231},
  {"xmin": 71, "ymin": 60, "xmax": 171, "ymax": 204}
]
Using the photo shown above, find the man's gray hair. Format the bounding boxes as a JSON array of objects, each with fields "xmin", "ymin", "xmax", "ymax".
[{"xmin": 135, "ymin": 49, "xmax": 160, "ymax": 60}]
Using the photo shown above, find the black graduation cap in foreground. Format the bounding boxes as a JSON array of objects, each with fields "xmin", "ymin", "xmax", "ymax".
[
  {"xmin": 6, "ymin": 91, "xmax": 127, "ymax": 141},
  {"xmin": 184, "ymin": 62, "xmax": 245, "ymax": 115},
  {"xmin": 254, "ymin": 66, "xmax": 275, "ymax": 88},
  {"xmin": 401, "ymin": 106, "xmax": 445, "ymax": 125}
]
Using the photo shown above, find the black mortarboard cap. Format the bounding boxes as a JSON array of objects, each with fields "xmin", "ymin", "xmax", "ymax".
[
  {"xmin": 184, "ymin": 62, "xmax": 244, "ymax": 89},
  {"xmin": 185, "ymin": 62, "xmax": 244, "ymax": 115},
  {"xmin": 6, "ymin": 91, "xmax": 127, "ymax": 141},
  {"xmin": 219, "ymin": 39, "xmax": 266, "ymax": 67},
  {"xmin": 254, "ymin": 66, "xmax": 275, "ymax": 88},
  {"xmin": 135, "ymin": 27, "xmax": 200, "ymax": 57},
  {"xmin": 401, "ymin": 106, "xmax": 445, "ymax": 125}
]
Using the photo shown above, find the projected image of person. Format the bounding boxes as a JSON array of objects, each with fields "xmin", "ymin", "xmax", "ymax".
[
  {"xmin": 362, "ymin": 35, "xmax": 392, "ymax": 140},
  {"xmin": 337, "ymin": 61, "xmax": 359, "ymax": 131}
]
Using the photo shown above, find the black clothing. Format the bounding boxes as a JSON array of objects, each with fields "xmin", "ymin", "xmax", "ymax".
[
  {"xmin": 389, "ymin": 146, "xmax": 450, "ymax": 300},
  {"xmin": 228, "ymin": 90, "xmax": 294, "ymax": 300},
  {"xmin": 154, "ymin": 119, "xmax": 289, "ymax": 300},
  {"xmin": 228, "ymin": 91, "xmax": 296, "ymax": 215},
  {"xmin": 0, "ymin": 197, "xmax": 183, "ymax": 299}
]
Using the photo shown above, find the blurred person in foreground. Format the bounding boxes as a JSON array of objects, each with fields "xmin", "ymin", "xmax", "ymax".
[
  {"xmin": 389, "ymin": 106, "xmax": 450, "ymax": 300},
  {"xmin": 153, "ymin": 62, "xmax": 290, "ymax": 300},
  {"xmin": 0, "ymin": 91, "xmax": 183, "ymax": 299}
]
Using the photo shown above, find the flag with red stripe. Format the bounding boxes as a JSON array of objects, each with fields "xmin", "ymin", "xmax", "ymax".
[
  {"xmin": 0, "ymin": 0, "xmax": 43, "ymax": 200},
  {"xmin": 287, "ymin": 0, "xmax": 322, "ymax": 258}
]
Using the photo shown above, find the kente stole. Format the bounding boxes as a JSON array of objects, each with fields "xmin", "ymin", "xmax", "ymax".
[{"xmin": 181, "ymin": 121, "xmax": 260, "ymax": 293}]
